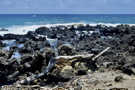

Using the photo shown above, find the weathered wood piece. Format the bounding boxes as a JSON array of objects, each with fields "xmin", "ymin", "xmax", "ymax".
[{"xmin": 92, "ymin": 47, "xmax": 110, "ymax": 61}]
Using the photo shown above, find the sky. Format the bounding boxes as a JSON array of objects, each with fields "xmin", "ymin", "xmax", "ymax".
[{"xmin": 0, "ymin": 0, "xmax": 135, "ymax": 14}]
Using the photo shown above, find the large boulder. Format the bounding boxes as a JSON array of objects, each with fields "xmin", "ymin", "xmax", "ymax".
[
  {"xmin": 74, "ymin": 62, "xmax": 88, "ymax": 75},
  {"xmin": 0, "ymin": 40, "xmax": 4, "ymax": 47},
  {"xmin": 35, "ymin": 27, "xmax": 50, "ymax": 35},
  {"xmin": 41, "ymin": 48, "xmax": 55, "ymax": 65},
  {"xmin": 3, "ymin": 34, "xmax": 24, "ymax": 40},
  {"xmin": 59, "ymin": 65, "xmax": 74, "ymax": 79},
  {"xmin": 25, "ymin": 31, "xmax": 37, "ymax": 40},
  {"xmin": 0, "ymin": 35, "xmax": 3, "ymax": 40},
  {"xmin": 0, "ymin": 50, "xmax": 10, "ymax": 58},
  {"xmin": 58, "ymin": 44, "xmax": 76, "ymax": 56}
]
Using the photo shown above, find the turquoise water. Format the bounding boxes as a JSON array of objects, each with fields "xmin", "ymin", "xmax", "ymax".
[{"xmin": 0, "ymin": 14, "xmax": 135, "ymax": 28}]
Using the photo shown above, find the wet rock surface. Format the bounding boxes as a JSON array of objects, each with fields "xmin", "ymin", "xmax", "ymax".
[{"xmin": 0, "ymin": 24, "xmax": 135, "ymax": 89}]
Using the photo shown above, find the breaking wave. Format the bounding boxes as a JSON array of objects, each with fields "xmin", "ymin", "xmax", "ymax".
[{"xmin": 0, "ymin": 22, "xmax": 135, "ymax": 35}]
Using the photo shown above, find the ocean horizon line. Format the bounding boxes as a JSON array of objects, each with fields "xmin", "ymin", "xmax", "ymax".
[{"xmin": 0, "ymin": 13, "xmax": 135, "ymax": 15}]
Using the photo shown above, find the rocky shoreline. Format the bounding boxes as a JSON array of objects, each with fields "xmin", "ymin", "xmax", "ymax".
[{"xmin": 0, "ymin": 24, "xmax": 135, "ymax": 90}]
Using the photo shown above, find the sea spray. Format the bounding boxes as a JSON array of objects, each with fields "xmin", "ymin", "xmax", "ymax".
[
  {"xmin": 46, "ymin": 36, "xmax": 58, "ymax": 56},
  {"xmin": 2, "ymin": 40, "xmax": 16, "ymax": 46},
  {"xmin": 2, "ymin": 40, "xmax": 16, "ymax": 51},
  {"xmin": 45, "ymin": 36, "xmax": 58, "ymax": 72},
  {"xmin": 2, "ymin": 40, "xmax": 23, "ymax": 63},
  {"xmin": 10, "ymin": 51, "xmax": 21, "ymax": 60},
  {"xmin": 17, "ymin": 44, "xmax": 24, "ymax": 48}
]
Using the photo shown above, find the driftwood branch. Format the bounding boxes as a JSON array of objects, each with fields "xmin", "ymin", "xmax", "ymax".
[
  {"xmin": 55, "ymin": 54, "xmax": 94, "ymax": 60},
  {"xmin": 92, "ymin": 47, "xmax": 110, "ymax": 61}
]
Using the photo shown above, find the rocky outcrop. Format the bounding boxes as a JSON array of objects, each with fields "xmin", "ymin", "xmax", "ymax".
[
  {"xmin": 0, "ymin": 24, "xmax": 135, "ymax": 89},
  {"xmin": 58, "ymin": 44, "xmax": 76, "ymax": 55}
]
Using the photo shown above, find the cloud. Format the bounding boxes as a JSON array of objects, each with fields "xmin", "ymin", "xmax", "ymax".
[{"xmin": 0, "ymin": 0, "xmax": 135, "ymax": 13}]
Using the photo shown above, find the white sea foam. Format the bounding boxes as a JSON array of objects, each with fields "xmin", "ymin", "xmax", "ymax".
[
  {"xmin": 0, "ymin": 23, "xmax": 135, "ymax": 35},
  {"xmin": 0, "ymin": 23, "xmax": 84, "ymax": 35},
  {"xmin": 11, "ymin": 51, "xmax": 21, "ymax": 59}
]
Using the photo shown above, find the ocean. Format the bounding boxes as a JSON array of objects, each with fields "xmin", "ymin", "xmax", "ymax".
[{"xmin": 0, "ymin": 14, "xmax": 135, "ymax": 35}]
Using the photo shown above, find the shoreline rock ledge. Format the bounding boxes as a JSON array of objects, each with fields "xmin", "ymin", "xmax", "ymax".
[{"xmin": 0, "ymin": 24, "xmax": 135, "ymax": 90}]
